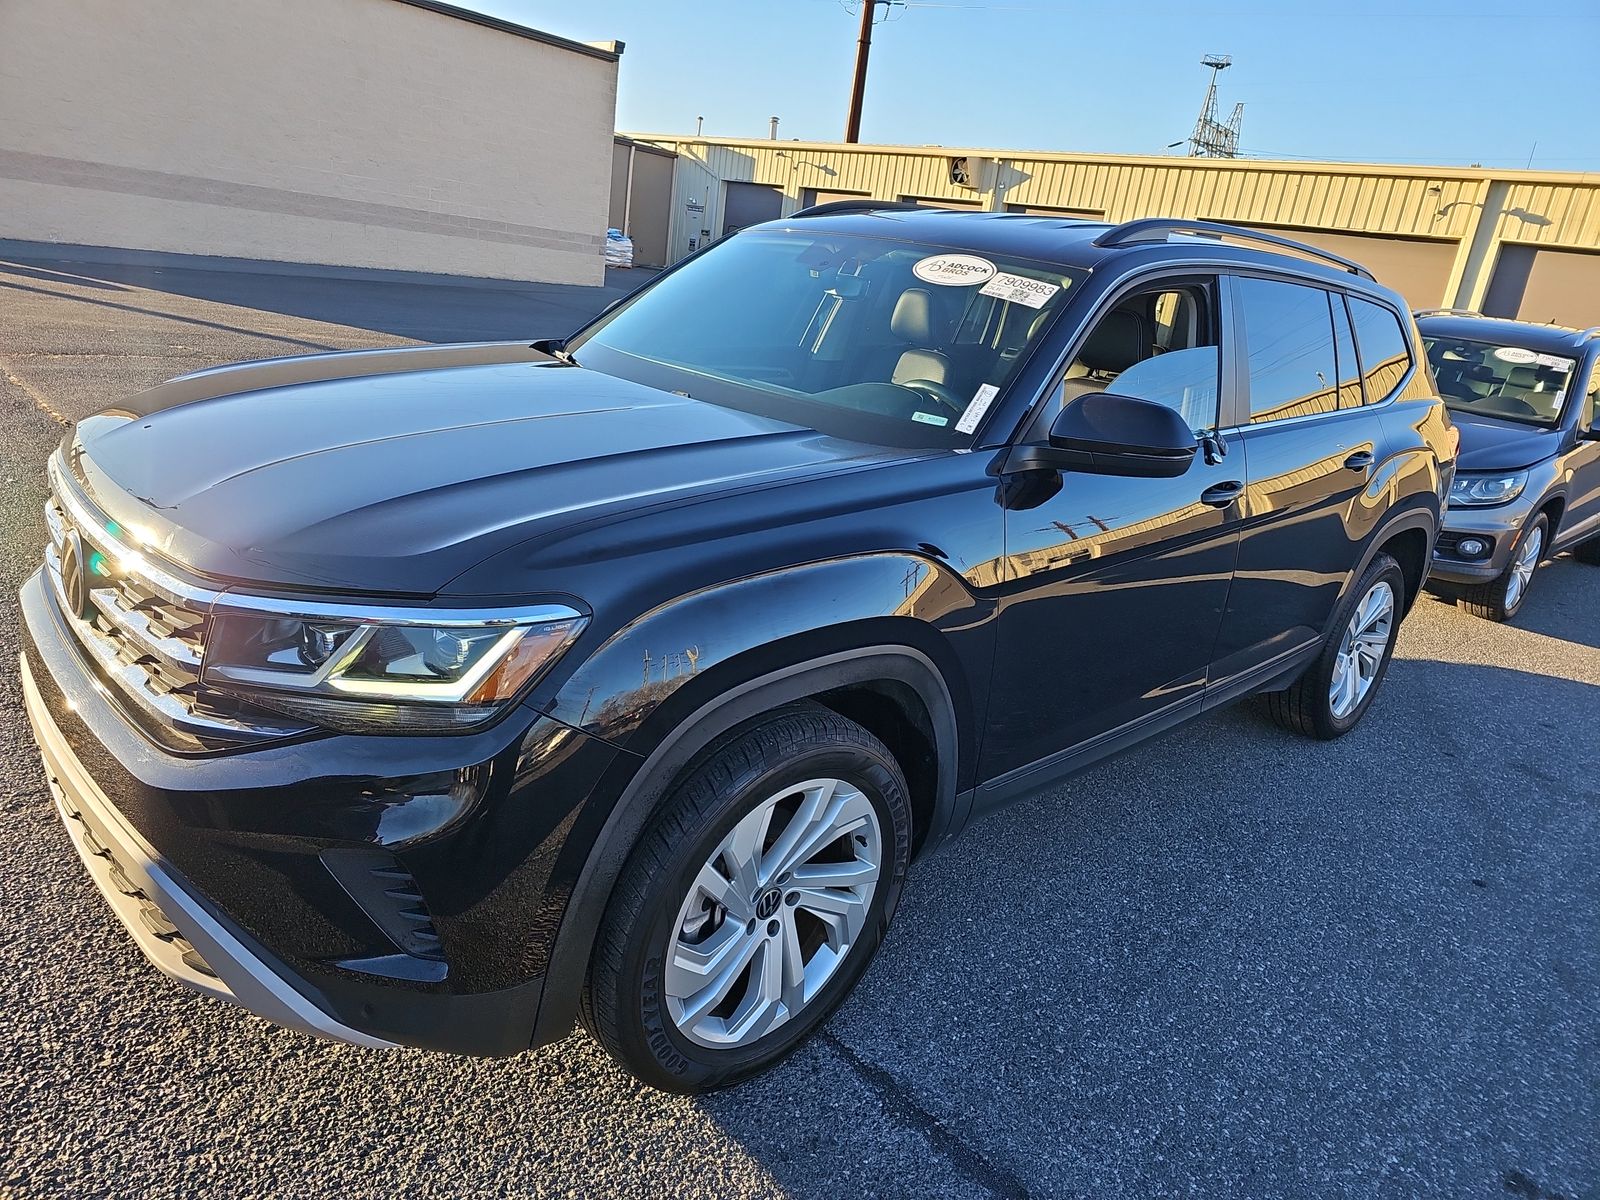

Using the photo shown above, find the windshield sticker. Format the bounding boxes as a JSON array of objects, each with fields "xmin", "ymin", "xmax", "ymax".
[
  {"xmin": 912, "ymin": 254, "xmax": 998, "ymax": 287},
  {"xmin": 1535, "ymin": 353, "xmax": 1575, "ymax": 370},
  {"xmin": 980, "ymin": 273, "xmax": 1060, "ymax": 309},
  {"xmin": 912, "ymin": 411, "xmax": 950, "ymax": 427},
  {"xmin": 955, "ymin": 383, "xmax": 1000, "ymax": 434},
  {"xmin": 1493, "ymin": 346, "xmax": 1538, "ymax": 364}
]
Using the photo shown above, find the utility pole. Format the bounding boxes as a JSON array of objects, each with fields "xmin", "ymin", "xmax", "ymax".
[{"xmin": 845, "ymin": 0, "xmax": 895, "ymax": 143}]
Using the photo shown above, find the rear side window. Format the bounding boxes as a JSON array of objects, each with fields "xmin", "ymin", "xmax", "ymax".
[
  {"xmin": 1332, "ymin": 295, "xmax": 1364, "ymax": 410},
  {"xmin": 1349, "ymin": 298, "xmax": 1413, "ymax": 404},
  {"xmin": 1236, "ymin": 277, "xmax": 1339, "ymax": 423}
]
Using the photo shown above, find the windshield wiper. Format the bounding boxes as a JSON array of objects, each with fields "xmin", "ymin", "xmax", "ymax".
[{"xmin": 530, "ymin": 337, "xmax": 579, "ymax": 366}]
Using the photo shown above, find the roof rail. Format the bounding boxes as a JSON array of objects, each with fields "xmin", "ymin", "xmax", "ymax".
[
  {"xmin": 1580, "ymin": 326, "xmax": 1600, "ymax": 341},
  {"xmin": 1091, "ymin": 218, "xmax": 1376, "ymax": 280},
  {"xmin": 789, "ymin": 199, "xmax": 933, "ymax": 219},
  {"xmin": 1413, "ymin": 307, "xmax": 1483, "ymax": 318}
]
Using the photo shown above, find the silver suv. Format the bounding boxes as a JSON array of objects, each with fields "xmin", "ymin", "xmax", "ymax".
[{"xmin": 1419, "ymin": 313, "xmax": 1600, "ymax": 621}]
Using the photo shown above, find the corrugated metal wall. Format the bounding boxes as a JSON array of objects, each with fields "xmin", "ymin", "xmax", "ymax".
[{"xmin": 629, "ymin": 135, "xmax": 1600, "ymax": 320}]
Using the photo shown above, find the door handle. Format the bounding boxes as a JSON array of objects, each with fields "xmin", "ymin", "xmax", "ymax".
[
  {"xmin": 1200, "ymin": 480, "xmax": 1245, "ymax": 508},
  {"xmin": 1343, "ymin": 450, "xmax": 1375, "ymax": 471}
]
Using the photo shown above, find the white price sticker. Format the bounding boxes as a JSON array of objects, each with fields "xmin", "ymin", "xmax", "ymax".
[
  {"xmin": 955, "ymin": 383, "xmax": 1000, "ymax": 434},
  {"xmin": 979, "ymin": 273, "xmax": 1060, "ymax": 309}
]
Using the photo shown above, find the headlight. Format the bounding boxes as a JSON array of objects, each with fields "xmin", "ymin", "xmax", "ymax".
[
  {"xmin": 1448, "ymin": 471, "xmax": 1528, "ymax": 508},
  {"xmin": 202, "ymin": 601, "xmax": 586, "ymax": 734}
]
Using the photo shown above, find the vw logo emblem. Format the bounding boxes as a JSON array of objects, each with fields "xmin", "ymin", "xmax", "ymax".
[
  {"xmin": 59, "ymin": 531, "xmax": 95, "ymax": 620},
  {"xmin": 754, "ymin": 887, "xmax": 782, "ymax": 921}
]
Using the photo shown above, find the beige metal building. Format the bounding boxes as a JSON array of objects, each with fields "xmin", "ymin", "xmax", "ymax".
[
  {"xmin": 623, "ymin": 135, "xmax": 1600, "ymax": 326},
  {"xmin": 0, "ymin": 0, "xmax": 623, "ymax": 285}
]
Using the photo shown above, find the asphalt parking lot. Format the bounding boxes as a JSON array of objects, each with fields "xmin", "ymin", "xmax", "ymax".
[{"xmin": 2, "ymin": 250, "xmax": 1596, "ymax": 1200}]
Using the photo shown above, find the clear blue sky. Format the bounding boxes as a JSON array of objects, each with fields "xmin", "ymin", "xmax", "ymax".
[{"xmin": 469, "ymin": 1, "xmax": 1600, "ymax": 171}]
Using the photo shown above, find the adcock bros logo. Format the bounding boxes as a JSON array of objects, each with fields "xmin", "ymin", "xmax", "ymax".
[{"xmin": 58, "ymin": 528, "xmax": 97, "ymax": 620}]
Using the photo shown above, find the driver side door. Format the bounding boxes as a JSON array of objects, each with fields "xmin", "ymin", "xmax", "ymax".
[{"xmin": 977, "ymin": 274, "xmax": 1244, "ymax": 802}]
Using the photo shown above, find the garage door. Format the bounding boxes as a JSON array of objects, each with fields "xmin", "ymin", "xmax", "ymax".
[
  {"xmin": 1005, "ymin": 202, "xmax": 1105, "ymax": 219},
  {"xmin": 1483, "ymin": 245, "xmax": 1600, "ymax": 327},
  {"xmin": 901, "ymin": 194, "xmax": 983, "ymax": 210},
  {"xmin": 802, "ymin": 188, "xmax": 872, "ymax": 209},
  {"xmin": 1225, "ymin": 224, "xmax": 1457, "ymax": 310},
  {"xmin": 722, "ymin": 182, "xmax": 783, "ymax": 237}
]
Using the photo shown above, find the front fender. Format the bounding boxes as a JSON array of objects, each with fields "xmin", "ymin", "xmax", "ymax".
[{"xmin": 539, "ymin": 552, "xmax": 993, "ymax": 780}]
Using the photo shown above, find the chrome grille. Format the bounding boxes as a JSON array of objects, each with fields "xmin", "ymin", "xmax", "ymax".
[{"xmin": 43, "ymin": 458, "xmax": 305, "ymax": 746}]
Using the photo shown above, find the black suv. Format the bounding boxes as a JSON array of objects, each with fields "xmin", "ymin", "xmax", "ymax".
[
  {"xmin": 20, "ymin": 209, "xmax": 1455, "ymax": 1092},
  {"xmin": 1418, "ymin": 312, "xmax": 1600, "ymax": 621}
]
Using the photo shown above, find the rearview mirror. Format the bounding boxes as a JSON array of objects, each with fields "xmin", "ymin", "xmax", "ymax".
[{"xmin": 1046, "ymin": 391, "xmax": 1199, "ymax": 478}]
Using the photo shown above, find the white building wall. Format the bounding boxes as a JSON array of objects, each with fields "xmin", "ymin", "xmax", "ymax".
[{"xmin": 0, "ymin": 0, "xmax": 621, "ymax": 284}]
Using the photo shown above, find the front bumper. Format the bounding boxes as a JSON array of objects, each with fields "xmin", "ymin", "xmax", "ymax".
[
  {"xmin": 18, "ymin": 567, "xmax": 625, "ymax": 1055},
  {"xmin": 1428, "ymin": 500, "xmax": 1532, "ymax": 584},
  {"xmin": 21, "ymin": 651, "xmax": 395, "ymax": 1048}
]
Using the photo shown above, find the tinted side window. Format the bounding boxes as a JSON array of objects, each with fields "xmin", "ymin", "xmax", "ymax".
[
  {"xmin": 1237, "ymin": 277, "xmax": 1339, "ymax": 423},
  {"xmin": 1349, "ymin": 298, "xmax": 1412, "ymax": 404},
  {"xmin": 1055, "ymin": 281, "xmax": 1221, "ymax": 431},
  {"xmin": 1332, "ymin": 294, "xmax": 1363, "ymax": 410},
  {"xmin": 1584, "ymin": 362, "xmax": 1600, "ymax": 430}
]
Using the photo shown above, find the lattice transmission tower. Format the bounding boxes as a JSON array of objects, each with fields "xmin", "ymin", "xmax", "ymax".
[{"xmin": 1188, "ymin": 54, "xmax": 1244, "ymax": 158}]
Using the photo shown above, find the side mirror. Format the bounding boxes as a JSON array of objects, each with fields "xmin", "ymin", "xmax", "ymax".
[{"xmin": 1043, "ymin": 391, "xmax": 1199, "ymax": 477}]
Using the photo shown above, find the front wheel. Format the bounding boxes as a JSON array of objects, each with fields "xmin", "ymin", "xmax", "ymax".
[
  {"xmin": 582, "ymin": 703, "xmax": 912, "ymax": 1093},
  {"xmin": 1264, "ymin": 552, "xmax": 1405, "ymax": 740},
  {"xmin": 1456, "ymin": 514, "xmax": 1546, "ymax": 621}
]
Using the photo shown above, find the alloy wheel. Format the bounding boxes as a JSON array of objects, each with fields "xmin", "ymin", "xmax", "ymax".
[
  {"xmin": 664, "ymin": 777, "xmax": 882, "ymax": 1049},
  {"xmin": 1329, "ymin": 579, "xmax": 1395, "ymax": 720},
  {"xmin": 1506, "ymin": 525, "xmax": 1543, "ymax": 610}
]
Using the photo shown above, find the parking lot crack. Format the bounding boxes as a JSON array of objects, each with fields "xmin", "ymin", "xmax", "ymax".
[
  {"xmin": 822, "ymin": 1030, "xmax": 1030, "ymax": 1199},
  {"xmin": 0, "ymin": 353, "xmax": 70, "ymax": 425}
]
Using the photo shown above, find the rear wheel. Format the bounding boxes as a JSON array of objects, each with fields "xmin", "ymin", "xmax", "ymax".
[
  {"xmin": 582, "ymin": 703, "xmax": 912, "ymax": 1092},
  {"xmin": 1456, "ymin": 514, "xmax": 1546, "ymax": 621},
  {"xmin": 1264, "ymin": 552, "xmax": 1405, "ymax": 740}
]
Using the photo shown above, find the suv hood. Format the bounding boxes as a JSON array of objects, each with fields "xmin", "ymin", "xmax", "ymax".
[
  {"xmin": 71, "ymin": 350, "xmax": 897, "ymax": 596},
  {"xmin": 1449, "ymin": 407, "xmax": 1563, "ymax": 472}
]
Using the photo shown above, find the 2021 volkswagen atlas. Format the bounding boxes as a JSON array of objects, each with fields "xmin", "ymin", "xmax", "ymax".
[{"xmin": 21, "ymin": 209, "xmax": 1455, "ymax": 1091}]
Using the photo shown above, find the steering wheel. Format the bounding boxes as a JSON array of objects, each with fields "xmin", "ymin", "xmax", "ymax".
[
  {"xmin": 1489, "ymin": 394, "xmax": 1543, "ymax": 418},
  {"xmin": 899, "ymin": 378, "xmax": 967, "ymax": 418}
]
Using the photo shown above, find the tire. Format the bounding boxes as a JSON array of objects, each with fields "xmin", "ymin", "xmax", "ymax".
[
  {"xmin": 1456, "ymin": 513, "xmax": 1547, "ymax": 621},
  {"xmin": 582, "ymin": 702, "xmax": 912, "ymax": 1093},
  {"xmin": 1264, "ymin": 552, "xmax": 1406, "ymax": 740}
]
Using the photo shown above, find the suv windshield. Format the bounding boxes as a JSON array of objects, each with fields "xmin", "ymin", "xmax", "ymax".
[
  {"xmin": 1423, "ymin": 335, "xmax": 1577, "ymax": 427},
  {"xmin": 567, "ymin": 230, "xmax": 1084, "ymax": 446}
]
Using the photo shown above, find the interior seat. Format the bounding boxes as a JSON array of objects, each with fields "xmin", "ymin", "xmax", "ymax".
[
  {"xmin": 1058, "ymin": 309, "xmax": 1155, "ymax": 409},
  {"xmin": 889, "ymin": 288, "xmax": 951, "ymax": 388}
]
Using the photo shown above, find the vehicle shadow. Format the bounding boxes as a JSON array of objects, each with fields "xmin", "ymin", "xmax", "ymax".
[
  {"xmin": 695, "ymin": 654, "xmax": 1599, "ymax": 1197},
  {"xmin": 0, "ymin": 254, "xmax": 654, "ymax": 344},
  {"xmin": 1511, "ymin": 555, "xmax": 1600, "ymax": 650}
]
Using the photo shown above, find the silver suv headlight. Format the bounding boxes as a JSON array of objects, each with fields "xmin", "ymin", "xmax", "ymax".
[
  {"xmin": 1448, "ymin": 470, "xmax": 1528, "ymax": 508},
  {"xmin": 202, "ymin": 599, "xmax": 586, "ymax": 734}
]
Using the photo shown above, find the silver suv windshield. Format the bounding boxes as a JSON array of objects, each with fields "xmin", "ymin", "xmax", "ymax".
[
  {"xmin": 1423, "ymin": 335, "xmax": 1577, "ymax": 427},
  {"xmin": 567, "ymin": 229, "xmax": 1084, "ymax": 446}
]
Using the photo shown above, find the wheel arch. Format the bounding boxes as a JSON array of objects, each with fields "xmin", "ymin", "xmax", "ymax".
[
  {"xmin": 1351, "ymin": 501, "xmax": 1439, "ymax": 617},
  {"xmin": 530, "ymin": 643, "xmax": 963, "ymax": 1047}
]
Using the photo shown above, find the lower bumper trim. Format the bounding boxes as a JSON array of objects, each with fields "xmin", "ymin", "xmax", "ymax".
[{"xmin": 20, "ymin": 651, "xmax": 397, "ymax": 1051}]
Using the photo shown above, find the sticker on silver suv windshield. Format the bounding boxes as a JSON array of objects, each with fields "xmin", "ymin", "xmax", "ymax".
[
  {"xmin": 912, "ymin": 254, "xmax": 997, "ymax": 287},
  {"xmin": 980, "ymin": 273, "xmax": 1059, "ymax": 309},
  {"xmin": 955, "ymin": 384, "xmax": 1000, "ymax": 434},
  {"xmin": 1493, "ymin": 346, "xmax": 1538, "ymax": 364}
]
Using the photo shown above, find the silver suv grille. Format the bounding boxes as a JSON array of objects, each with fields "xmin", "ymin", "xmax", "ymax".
[{"xmin": 43, "ymin": 459, "xmax": 306, "ymax": 747}]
